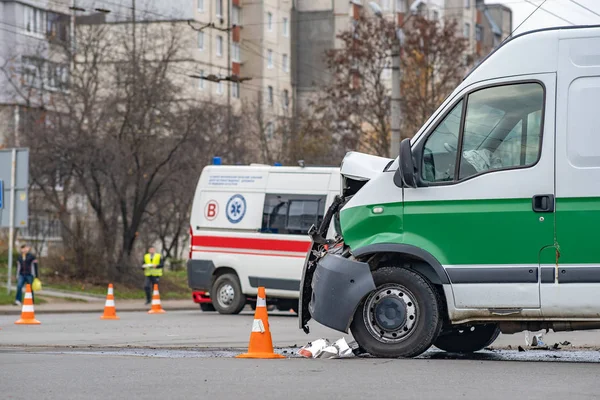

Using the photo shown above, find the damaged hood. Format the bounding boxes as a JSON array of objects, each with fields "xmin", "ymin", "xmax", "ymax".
[{"xmin": 340, "ymin": 151, "xmax": 393, "ymax": 181}]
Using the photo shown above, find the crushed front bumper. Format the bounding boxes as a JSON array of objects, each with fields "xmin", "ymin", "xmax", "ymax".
[{"xmin": 300, "ymin": 253, "xmax": 376, "ymax": 334}]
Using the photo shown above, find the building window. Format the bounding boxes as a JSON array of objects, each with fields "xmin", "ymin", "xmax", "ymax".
[
  {"xmin": 267, "ymin": 49, "xmax": 273, "ymax": 68},
  {"xmin": 22, "ymin": 56, "xmax": 69, "ymax": 91},
  {"xmin": 267, "ymin": 12, "xmax": 273, "ymax": 31},
  {"xmin": 22, "ymin": 57, "xmax": 40, "ymax": 87},
  {"xmin": 216, "ymin": 80, "xmax": 223, "ymax": 95},
  {"xmin": 23, "ymin": 5, "xmax": 45, "ymax": 35},
  {"xmin": 475, "ymin": 24, "xmax": 483, "ymax": 41},
  {"xmin": 464, "ymin": 22, "xmax": 470, "ymax": 38},
  {"xmin": 197, "ymin": 31, "xmax": 204, "ymax": 50},
  {"xmin": 282, "ymin": 89, "xmax": 289, "ymax": 109},
  {"xmin": 197, "ymin": 0, "xmax": 204, "ymax": 11},
  {"xmin": 231, "ymin": 42, "xmax": 240, "ymax": 62},
  {"xmin": 198, "ymin": 70, "xmax": 205, "ymax": 90},
  {"xmin": 216, "ymin": 35, "xmax": 223, "ymax": 56},
  {"xmin": 464, "ymin": 0, "xmax": 470, "ymax": 8},
  {"xmin": 46, "ymin": 12, "xmax": 69, "ymax": 42},
  {"xmin": 267, "ymin": 86, "xmax": 274, "ymax": 105},
  {"xmin": 265, "ymin": 122, "xmax": 274, "ymax": 140},
  {"xmin": 395, "ymin": 0, "xmax": 405, "ymax": 12},
  {"xmin": 432, "ymin": 10, "xmax": 439, "ymax": 21},
  {"xmin": 232, "ymin": 82, "xmax": 240, "ymax": 98},
  {"xmin": 283, "ymin": 17, "xmax": 289, "ymax": 37},
  {"xmin": 282, "ymin": 54, "xmax": 289, "ymax": 72},
  {"xmin": 232, "ymin": 5, "xmax": 241, "ymax": 25},
  {"xmin": 216, "ymin": 0, "xmax": 223, "ymax": 17}
]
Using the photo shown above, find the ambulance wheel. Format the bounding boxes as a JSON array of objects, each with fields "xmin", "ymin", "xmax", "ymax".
[
  {"xmin": 200, "ymin": 303, "xmax": 216, "ymax": 312},
  {"xmin": 434, "ymin": 324, "xmax": 500, "ymax": 353},
  {"xmin": 350, "ymin": 267, "xmax": 443, "ymax": 358},
  {"xmin": 211, "ymin": 274, "xmax": 246, "ymax": 315}
]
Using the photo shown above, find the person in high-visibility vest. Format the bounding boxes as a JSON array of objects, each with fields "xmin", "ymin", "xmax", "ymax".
[{"xmin": 142, "ymin": 247, "xmax": 163, "ymax": 305}]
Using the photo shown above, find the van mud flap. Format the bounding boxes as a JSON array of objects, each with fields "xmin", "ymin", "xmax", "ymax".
[{"xmin": 299, "ymin": 195, "xmax": 344, "ymax": 334}]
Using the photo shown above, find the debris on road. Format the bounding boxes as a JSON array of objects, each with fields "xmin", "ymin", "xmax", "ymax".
[{"xmin": 297, "ymin": 338, "xmax": 354, "ymax": 359}]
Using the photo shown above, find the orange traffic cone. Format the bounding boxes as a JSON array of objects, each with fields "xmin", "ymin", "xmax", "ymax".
[
  {"xmin": 15, "ymin": 284, "xmax": 41, "ymax": 325},
  {"xmin": 237, "ymin": 287, "xmax": 284, "ymax": 359},
  {"xmin": 101, "ymin": 284, "xmax": 119, "ymax": 320},
  {"xmin": 148, "ymin": 284, "xmax": 165, "ymax": 314}
]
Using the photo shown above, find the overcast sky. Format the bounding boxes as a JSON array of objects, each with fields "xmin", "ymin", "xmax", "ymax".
[{"xmin": 499, "ymin": 0, "xmax": 600, "ymax": 34}]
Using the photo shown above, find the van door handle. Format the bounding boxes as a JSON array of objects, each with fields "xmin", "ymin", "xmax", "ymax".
[{"xmin": 532, "ymin": 194, "xmax": 554, "ymax": 213}]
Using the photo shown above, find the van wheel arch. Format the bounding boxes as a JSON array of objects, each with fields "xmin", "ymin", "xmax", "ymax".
[
  {"xmin": 212, "ymin": 266, "xmax": 240, "ymax": 285},
  {"xmin": 353, "ymin": 244, "xmax": 450, "ymax": 285},
  {"xmin": 353, "ymin": 245, "xmax": 450, "ymax": 324}
]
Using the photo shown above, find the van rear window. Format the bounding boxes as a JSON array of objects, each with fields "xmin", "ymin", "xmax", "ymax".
[{"xmin": 261, "ymin": 194, "xmax": 326, "ymax": 235}]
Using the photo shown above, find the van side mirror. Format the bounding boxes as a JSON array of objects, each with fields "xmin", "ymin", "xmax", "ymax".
[{"xmin": 394, "ymin": 138, "xmax": 417, "ymax": 188}]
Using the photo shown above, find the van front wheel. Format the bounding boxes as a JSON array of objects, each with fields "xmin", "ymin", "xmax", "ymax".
[
  {"xmin": 350, "ymin": 267, "xmax": 442, "ymax": 358},
  {"xmin": 434, "ymin": 324, "xmax": 500, "ymax": 353},
  {"xmin": 211, "ymin": 273, "xmax": 246, "ymax": 315}
]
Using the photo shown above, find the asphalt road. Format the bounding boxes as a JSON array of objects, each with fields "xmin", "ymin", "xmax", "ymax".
[
  {"xmin": 1, "ymin": 349, "xmax": 599, "ymax": 400},
  {"xmin": 2, "ymin": 310, "xmax": 600, "ymax": 399},
  {"xmin": 2, "ymin": 309, "xmax": 600, "ymax": 350}
]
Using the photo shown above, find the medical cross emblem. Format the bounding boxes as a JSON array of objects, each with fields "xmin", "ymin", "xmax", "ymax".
[{"xmin": 226, "ymin": 194, "xmax": 246, "ymax": 224}]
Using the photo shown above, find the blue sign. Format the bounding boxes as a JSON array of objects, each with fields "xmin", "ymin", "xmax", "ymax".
[
  {"xmin": 226, "ymin": 194, "xmax": 246, "ymax": 224},
  {"xmin": 0, "ymin": 180, "xmax": 3, "ymax": 209}
]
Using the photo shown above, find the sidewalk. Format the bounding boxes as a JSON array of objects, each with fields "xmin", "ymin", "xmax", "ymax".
[{"xmin": 0, "ymin": 299, "xmax": 197, "ymax": 315}]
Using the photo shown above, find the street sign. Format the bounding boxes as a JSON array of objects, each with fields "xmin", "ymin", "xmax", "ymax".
[
  {"xmin": 0, "ymin": 148, "xmax": 29, "ymax": 295},
  {"xmin": 0, "ymin": 149, "xmax": 28, "ymax": 228}
]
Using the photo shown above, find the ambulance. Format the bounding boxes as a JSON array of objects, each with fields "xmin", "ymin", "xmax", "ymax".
[
  {"xmin": 300, "ymin": 25, "xmax": 600, "ymax": 358},
  {"xmin": 187, "ymin": 163, "xmax": 362, "ymax": 314}
]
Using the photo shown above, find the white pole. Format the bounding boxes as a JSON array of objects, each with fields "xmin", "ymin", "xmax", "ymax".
[{"xmin": 6, "ymin": 148, "xmax": 16, "ymax": 295}]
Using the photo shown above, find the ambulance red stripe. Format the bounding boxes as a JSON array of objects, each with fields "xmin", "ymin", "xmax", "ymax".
[{"xmin": 191, "ymin": 235, "xmax": 311, "ymax": 253}]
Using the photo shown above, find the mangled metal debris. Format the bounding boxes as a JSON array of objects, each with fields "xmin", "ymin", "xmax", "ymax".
[{"xmin": 297, "ymin": 338, "xmax": 354, "ymax": 359}]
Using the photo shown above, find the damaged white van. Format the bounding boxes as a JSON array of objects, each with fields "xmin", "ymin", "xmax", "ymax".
[{"xmin": 300, "ymin": 25, "xmax": 600, "ymax": 357}]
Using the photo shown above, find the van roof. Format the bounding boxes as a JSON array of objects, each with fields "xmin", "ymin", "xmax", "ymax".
[
  {"xmin": 202, "ymin": 165, "xmax": 340, "ymax": 174},
  {"xmin": 464, "ymin": 24, "xmax": 600, "ymax": 82}
]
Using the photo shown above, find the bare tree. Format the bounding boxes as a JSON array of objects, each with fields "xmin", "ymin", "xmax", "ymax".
[
  {"xmin": 312, "ymin": 12, "xmax": 397, "ymax": 157},
  {"xmin": 1, "ymin": 20, "xmax": 230, "ymax": 282},
  {"xmin": 400, "ymin": 16, "xmax": 469, "ymax": 139}
]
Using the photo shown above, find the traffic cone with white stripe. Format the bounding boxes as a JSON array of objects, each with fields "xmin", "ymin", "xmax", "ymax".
[
  {"xmin": 237, "ymin": 287, "xmax": 284, "ymax": 359},
  {"xmin": 15, "ymin": 284, "xmax": 41, "ymax": 325},
  {"xmin": 101, "ymin": 283, "xmax": 119, "ymax": 320},
  {"xmin": 148, "ymin": 284, "xmax": 166, "ymax": 314}
]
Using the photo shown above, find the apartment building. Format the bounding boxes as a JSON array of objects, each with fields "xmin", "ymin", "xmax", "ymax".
[
  {"xmin": 238, "ymin": 0, "xmax": 293, "ymax": 122},
  {"xmin": 444, "ymin": 0, "xmax": 512, "ymax": 65},
  {"xmin": 0, "ymin": 0, "xmax": 72, "ymax": 252},
  {"xmin": 0, "ymin": 0, "xmax": 71, "ymax": 147},
  {"xmin": 193, "ymin": 0, "xmax": 240, "ymax": 108}
]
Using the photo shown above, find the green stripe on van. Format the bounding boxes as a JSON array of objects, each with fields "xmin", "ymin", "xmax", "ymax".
[{"xmin": 340, "ymin": 198, "xmax": 556, "ymax": 265}]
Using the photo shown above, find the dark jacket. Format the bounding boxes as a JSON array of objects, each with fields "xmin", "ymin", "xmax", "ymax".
[{"xmin": 17, "ymin": 253, "xmax": 38, "ymax": 276}]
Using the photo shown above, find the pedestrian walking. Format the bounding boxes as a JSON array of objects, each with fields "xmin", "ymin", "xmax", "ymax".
[
  {"xmin": 14, "ymin": 244, "xmax": 38, "ymax": 306},
  {"xmin": 143, "ymin": 247, "xmax": 163, "ymax": 305}
]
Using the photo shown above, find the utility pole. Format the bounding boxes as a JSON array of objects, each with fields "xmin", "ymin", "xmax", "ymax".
[
  {"xmin": 132, "ymin": 0, "xmax": 136, "ymax": 64},
  {"xmin": 226, "ymin": 0, "xmax": 232, "ymax": 148},
  {"xmin": 390, "ymin": 0, "xmax": 407, "ymax": 159}
]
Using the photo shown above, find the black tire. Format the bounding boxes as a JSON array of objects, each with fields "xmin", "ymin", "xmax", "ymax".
[
  {"xmin": 350, "ymin": 267, "xmax": 443, "ymax": 358},
  {"xmin": 434, "ymin": 324, "xmax": 500, "ymax": 353},
  {"xmin": 211, "ymin": 273, "xmax": 246, "ymax": 315},
  {"xmin": 200, "ymin": 303, "xmax": 216, "ymax": 312}
]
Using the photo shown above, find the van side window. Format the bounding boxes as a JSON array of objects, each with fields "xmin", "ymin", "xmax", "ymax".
[
  {"xmin": 422, "ymin": 101, "xmax": 463, "ymax": 182},
  {"xmin": 459, "ymin": 83, "xmax": 544, "ymax": 179},
  {"xmin": 261, "ymin": 194, "xmax": 326, "ymax": 235}
]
